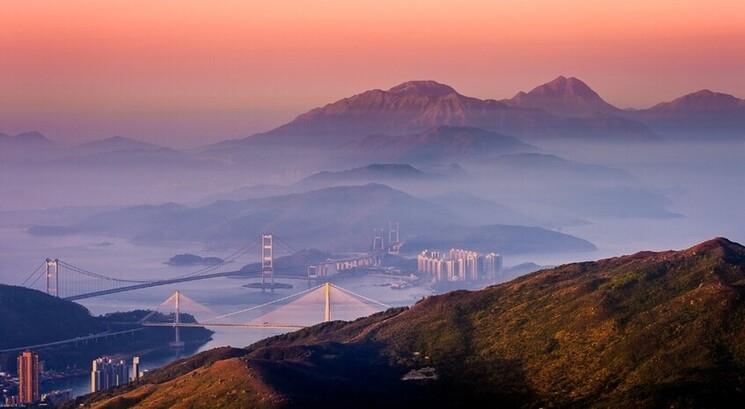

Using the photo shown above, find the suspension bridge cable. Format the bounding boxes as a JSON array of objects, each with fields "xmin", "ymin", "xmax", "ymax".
[
  {"xmin": 58, "ymin": 261, "xmax": 141, "ymax": 283},
  {"xmin": 57, "ymin": 260, "xmax": 151, "ymax": 283},
  {"xmin": 273, "ymin": 235, "xmax": 299, "ymax": 255},
  {"xmin": 172, "ymin": 240, "xmax": 259, "ymax": 279},
  {"xmin": 206, "ymin": 283, "xmax": 327, "ymax": 322},
  {"xmin": 28, "ymin": 266, "xmax": 46, "ymax": 289},
  {"xmin": 20, "ymin": 261, "xmax": 45, "ymax": 286},
  {"xmin": 330, "ymin": 283, "xmax": 392, "ymax": 308}
]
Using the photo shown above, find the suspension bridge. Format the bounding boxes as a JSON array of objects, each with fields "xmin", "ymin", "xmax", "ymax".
[{"xmin": 18, "ymin": 232, "xmax": 386, "ymax": 301}]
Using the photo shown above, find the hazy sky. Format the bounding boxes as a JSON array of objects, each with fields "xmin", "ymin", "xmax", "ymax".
[{"xmin": 2, "ymin": 0, "xmax": 744, "ymax": 147}]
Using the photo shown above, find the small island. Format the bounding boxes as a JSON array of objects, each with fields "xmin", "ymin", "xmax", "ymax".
[{"xmin": 165, "ymin": 253, "xmax": 224, "ymax": 266}]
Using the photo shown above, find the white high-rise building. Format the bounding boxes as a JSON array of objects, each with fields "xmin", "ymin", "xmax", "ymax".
[
  {"xmin": 484, "ymin": 253, "xmax": 503, "ymax": 282},
  {"xmin": 91, "ymin": 357, "xmax": 129, "ymax": 393},
  {"xmin": 132, "ymin": 356, "xmax": 141, "ymax": 382}
]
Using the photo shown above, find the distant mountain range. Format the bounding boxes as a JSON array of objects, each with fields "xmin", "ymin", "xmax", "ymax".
[
  {"xmin": 0, "ymin": 131, "xmax": 54, "ymax": 148},
  {"xmin": 193, "ymin": 153, "xmax": 652, "ymax": 223},
  {"xmin": 205, "ymin": 76, "xmax": 745, "ymax": 156},
  {"xmin": 74, "ymin": 238, "xmax": 745, "ymax": 408},
  {"xmin": 1, "ymin": 134, "xmax": 220, "ymax": 168},
  {"xmin": 297, "ymin": 163, "xmax": 436, "ymax": 188},
  {"xmin": 5, "ymin": 76, "xmax": 742, "ymax": 171},
  {"xmin": 0, "ymin": 131, "xmax": 56, "ymax": 162},
  {"xmin": 355, "ymin": 125, "xmax": 536, "ymax": 163},
  {"xmin": 198, "ymin": 164, "xmax": 445, "ymax": 202},
  {"xmin": 211, "ymin": 80, "xmax": 556, "ymax": 147},
  {"xmin": 31, "ymin": 183, "xmax": 595, "ymax": 254},
  {"xmin": 73, "ymin": 135, "xmax": 174, "ymax": 155}
]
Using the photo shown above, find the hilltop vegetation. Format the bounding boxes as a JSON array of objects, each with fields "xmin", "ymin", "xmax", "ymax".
[
  {"xmin": 0, "ymin": 285, "xmax": 104, "ymax": 350},
  {"xmin": 74, "ymin": 238, "xmax": 745, "ymax": 408}
]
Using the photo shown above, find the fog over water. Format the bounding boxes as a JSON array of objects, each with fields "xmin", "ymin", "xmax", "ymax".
[
  {"xmin": 1, "ymin": 135, "xmax": 744, "ymax": 399},
  {"xmin": 2, "ymin": 139, "xmax": 744, "ymax": 284}
]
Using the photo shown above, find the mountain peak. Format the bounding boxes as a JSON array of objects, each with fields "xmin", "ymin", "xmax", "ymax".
[
  {"xmin": 104, "ymin": 135, "xmax": 134, "ymax": 142},
  {"xmin": 678, "ymin": 89, "xmax": 739, "ymax": 103},
  {"xmin": 645, "ymin": 89, "xmax": 745, "ymax": 115},
  {"xmin": 388, "ymin": 80, "xmax": 458, "ymax": 97},
  {"xmin": 508, "ymin": 76, "xmax": 618, "ymax": 117},
  {"xmin": 536, "ymin": 76, "xmax": 597, "ymax": 96},
  {"xmin": 679, "ymin": 89, "xmax": 739, "ymax": 102},
  {"xmin": 684, "ymin": 237, "xmax": 745, "ymax": 257},
  {"xmin": 690, "ymin": 89, "xmax": 716, "ymax": 97}
]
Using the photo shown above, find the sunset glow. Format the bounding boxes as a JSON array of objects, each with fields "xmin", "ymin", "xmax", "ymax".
[{"xmin": 2, "ymin": 0, "xmax": 744, "ymax": 146}]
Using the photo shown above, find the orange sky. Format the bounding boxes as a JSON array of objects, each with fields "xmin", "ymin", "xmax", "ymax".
[{"xmin": 1, "ymin": 0, "xmax": 744, "ymax": 147}]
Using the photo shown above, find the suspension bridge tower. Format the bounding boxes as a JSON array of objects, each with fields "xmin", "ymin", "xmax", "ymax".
[
  {"xmin": 388, "ymin": 221, "xmax": 401, "ymax": 255},
  {"xmin": 261, "ymin": 233, "xmax": 274, "ymax": 292},
  {"xmin": 372, "ymin": 229, "xmax": 385, "ymax": 252},
  {"xmin": 45, "ymin": 258, "xmax": 59, "ymax": 297}
]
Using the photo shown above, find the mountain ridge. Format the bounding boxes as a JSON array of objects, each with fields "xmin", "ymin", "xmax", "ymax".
[
  {"xmin": 75, "ymin": 237, "xmax": 745, "ymax": 408},
  {"xmin": 355, "ymin": 125, "xmax": 536, "ymax": 162},
  {"xmin": 626, "ymin": 89, "xmax": 745, "ymax": 138},
  {"xmin": 0, "ymin": 130, "xmax": 55, "ymax": 148},
  {"xmin": 204, "ymin": 78, "xmax": 658, "ymax": 154},
  {"xmin": 36, "ymin": 183, "xmax": 595, "ymax": 253},
  {"xmin": 73, "ymin": 135, "xmax": 175, "ymax": 154}
]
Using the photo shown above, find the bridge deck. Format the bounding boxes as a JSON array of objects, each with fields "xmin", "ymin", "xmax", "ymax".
[
  {"xmin": 63, "ymin": 270, "xmax": 308, "ymax": 301},
  {"xmin": 141, "ymin": 322, "xmax": 306, "ymax": 330},
  {"xmin": 0, "ymin": 328, "xmax": 144, "ymax": 354}
]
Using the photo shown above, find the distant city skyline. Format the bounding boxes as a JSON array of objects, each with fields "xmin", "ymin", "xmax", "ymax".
[{"xmin": 2, "ymin": 0, "xmax": 744, "ymax": 147}]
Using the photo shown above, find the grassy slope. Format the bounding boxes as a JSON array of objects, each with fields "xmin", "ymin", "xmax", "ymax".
[{"xmin": 76, "ymin": 238, "xmax": 745, "ymax": 409}]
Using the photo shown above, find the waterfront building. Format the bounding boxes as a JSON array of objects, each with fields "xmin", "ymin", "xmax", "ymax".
[
  {"xmin": 91, "ymin": 357, "xmax": 130, "ymax": 393},
  {"xmin": 417, "ymin": 249, "xmax": 503, "ymax": 283},
  {"xmin": 17, "ymin": 350, "xmax": 40, "ymax": 404},
  {"xmin": 132, "ymin": 356, "xmax": 141, "ymax": 381},
  {"xmin": 484, "ymin": 252, "xmax": 503, "ymax": 281}
]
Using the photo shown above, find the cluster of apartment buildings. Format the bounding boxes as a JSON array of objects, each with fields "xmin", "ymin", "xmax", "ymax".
[
  {"xmin": 417, "ymin": 249, "xmax": 502, "ymax": 282},
  {"xmin": 91, "ymin": 356, "xmax": 140, "ymax": 393},
  {"xmin": 1, "ymin": 351, "xmax": 142, "ymax": 407}
]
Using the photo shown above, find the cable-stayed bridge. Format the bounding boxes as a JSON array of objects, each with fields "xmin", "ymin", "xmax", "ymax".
[
  {"xmin": 141, "ymin": 283, "xmax": 389, "ymax": 337},
  {"xmin": 2, "ymin": 283, "xmax": 391, "ymax": 353}
]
